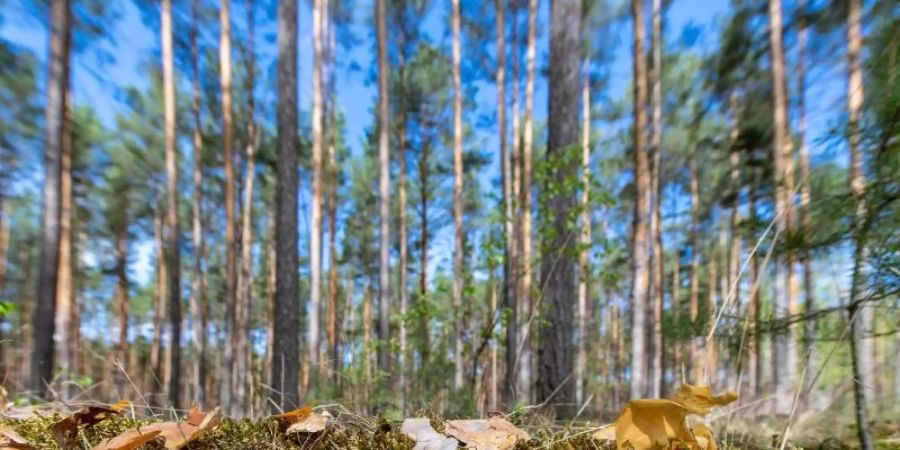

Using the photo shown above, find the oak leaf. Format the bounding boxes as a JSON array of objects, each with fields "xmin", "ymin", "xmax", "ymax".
[{"xmin": 92, "ymin": 406, "xmax": 221, "ymax": 450}]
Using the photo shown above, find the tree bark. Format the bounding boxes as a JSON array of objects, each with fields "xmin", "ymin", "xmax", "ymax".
[
  {"xmin": 846, "ymin": 0, "xmax": 872, "ymax": 447},
  {"xmin": 629, "ymin": 0, "xmax": 650, "ymax": 399},
  {"xmin": 747, "ymin": 174, "xmax": 761, "ymax": 397},
  {"xmin": 55, "ymin": 84, "xmax": 73, "ymax": 399},
  {"xmin": 518, "ymin": 0, "xmax": 537, "ymax": 404},
  {"xmin": 451, "ymin": 0, "xmax": 465, "ymax": 392},
  {"xmin": 272, "ymin": 0, "xmax": 301, "ymax": 411},
  {"xmin": 648, "ymin": 0, "xmax": 664, "ymax": 399},
  {"xmin": 325, "ymin": 1, "xmax": 341, "ymax": 390},
  {"xmin": 575, "ymin": 56, "xmax": 590, "ymax": 407},
  {"xmin": 767, "ymin": 0, "xmax": 797, "ymax": 413},
  {"xmin": 418, "ymin": 137, "xmax": 430, "ymax": 368},
  {"xmin": 219, "ymin": 0, "xmax": 237, "ymax": 413},
  {"xmin": 235, "ymin": 1, "xmax": 257, "ymax": 416},
  {"xmin": 375, "ymin": 0, "xmax": 391, "ymax": 381},
  {"xmin": 113, "ymin": 213, "xmax": 130, "ymax": 396},
  {"xmin": 396, "ymin": 51, "xmax": 409, "ymax": 404},
  {"xmin": 537, "ymin": 0, "xmax": 581, "ymax": 416},
  {"xmin": 796, "ymin": 0, "xmax": 816, "ymax": 389},
  {"xmin": 689, "ymin": 142, "xmax": 702, "ymax": 385},
  {"xmin": 162, "ymin": 0, "xmax": 182, "ymax": 408},
  {"xmin": 189, "ymin": 0, "xmax": 207, "ymax": 408},
  {"xmin": 309, "ymin": 0, "xmax": 325, "ymax": 389},
  {"xmin": 506, "ymin": 2, "xmax": 521, "ymax": 405},
  {"xmin": 30, "ymin": 0, "xmax": 70, "ymax": 397},
  {"xmin": 150, "ymin": 205, "xmax": 167, "ymax": 401}
]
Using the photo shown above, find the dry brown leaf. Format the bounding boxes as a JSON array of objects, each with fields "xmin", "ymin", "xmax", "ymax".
[
  {"xmin": 92, "ymin": 406, "xmax": 221, "ymax": 450},
  {"xmin": 91, "ymin": 429, "xmax": 162, "ymax": 450},
  {"xmin": 400, "ymin": 418, "xmax": 458, "ymax": 450},
  {"xmin": 53, "ymin": 402, "xmax": 131, "ymax": 449},
  {"xmin": 271, "ymin": 405, "xmax": 314, "ymax": 423},
  {"xmin": 691, "ymin": 424, "xmax": 716, "ymax": 450},
  {"xmin": 612, "ymin": 385, "xmax": 737, "ymax": 450},
  {"xmin": 670, "ymin": 385, "xmax": 738, "ymax": 415},
  {"xmin": 443, "ymin": 418, "xmax": 528, "ymax": 450},
  {"xmin": 285, "ymin": 411, "xmax": 329, "ymax": 434},
  {"xmin": 0, "ymin": 424, "xmax": 34, "ymax": 450}
]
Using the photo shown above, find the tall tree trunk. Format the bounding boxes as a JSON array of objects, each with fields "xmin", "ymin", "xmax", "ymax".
[
  {"xmin": 309, "ymin": 0, "xmax": 325, "ymax": 389},
  {"xmin": 648, "ymin": 0, "xmax": 664, "ymax": 398},
  {"xmin": 162, "ymin": 0, "xmax": 182, "ymax": 408},
  {"xmin": 396, "ymin": 57, "xmax": 409, "ymax": 405},
  {"xmin": 375, "ymin": 0, "xmax": 391, "ymax": 381},
  {"xmin": 325, "ymin": 1, "xmax": 341, "ymax": 390},
  {"xmin": 418, "ymin": 142, "xmax": 430, "ymax": 368},
  {"xmin": 846, "ymin": 0, "xmax": 872, "ymax": 447},
  {"xmin": 150, "ymin": 205, "xmax": 167, "ymax": 400},
  {"xmin": 575, "ymin": 56, "xmax": 590, "ymax": 407},
  {"xmin": 235, "ymin": 2, "xmax": 257, "ymax": 415},
  {"xmin": 30, "ymin": 0, "xmax": 70, "ymax": 397},
  {"xmin": 706, "ymin": 245, "xmax": 718, "ymax": 383},
  {"xmin": 451, "ymin": 0, "xmax": 465, "ymax": 392},
  {"xmin": 112, "ymin": 215, "xmax": 130, "ymax": 396},
  {"xmin": 518, "ymin": 0, "xmax": 537, "ymax": 404},
  {"xmin": 505, "ymin": 2, "xmax": 521, "ymax": 405},
  {"xmin": 219, "ymin": 0, "xmax": 237, "ymax": 413},
  {"xmin": 689, "ymin": 144, "xmax": 701, "ymax": 385},
  {"xmin": 189, "ymin": 0, "xmax": 207, "ymax": 408},
  {"xmin": 264, "ymin": 208, "xmax": 276, "ymax": 386},
  {"xmin": 747, "ymin": 174, "xmax": 761, "ymax": 397},
  {"xmin": 728, "ymin": 92, "xmax": 742, "ymax": 324},
  {"xmin": 273, "ymin": 0, "xmax": 301, "ymax": 411},
  {"xmin": 767, "ymin": 0, "xmax": 797, "ymax": 413},
  {"xmin": 796, "ymin": 0, "xmax": 816, "ymax": 388},
  {"xmin": 629, "ymin": 0, "xmax": 650, "ymax": 399},
  {"xmin": 55, "ymin": 85, "xmax": 73, "ymax": 399},
  {"xmin": 537, "ymin": 0, "xmax": 581, "ymax": 416}
]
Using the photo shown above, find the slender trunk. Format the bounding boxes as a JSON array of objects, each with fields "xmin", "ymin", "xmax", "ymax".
[
  {"xmin": 55, "ymin": 85, "xmax": 73, "ymax": 398},
  {"xmin": 235, "ymin": 2, "xmax": 257, "ymax": 415},
  {"xmin": 518, "ymin": 0, "xmax": 537, "ymax": 404},
  {"xmin": 20, "ymin": 246, "xmax": 34, "ymax": 386},
  {"xmin": 672, "ymin": 246, "xmax": 681, "ymax": 380},
  {"xmin": 490, "ymin": 276, "xmax": 498, "ymax": 411},
  {"xmin": 162, "ymin": 0, "xmax": 181, "ymax": 408},
  {"xmin": 326, "ymin": 4, "xmax": 341, "ymax": 389},
  {"xmin": 796, "ymin": 0, "xmax": 816, "ymax": 389},
  {"xmin": 689, "ymin": 139, "xmax": 701, "ymax": 385},
  {"xmin": 706, "ymin": 245, "xmax": 718, "ymax": 384},
  {"xmin": 363, "ymin": 285, "xmax": 373, "ymax": 397},
  {"xmin": 506, "ymin": 3, "xmax": 521, "ymax": 404},
  {"xmin": 846, "ymin": 0, "xmax": 872, "ymax": 447},
  {"xmin": 113, "ymin": 217, "xmax": 130, "ymax": 395},
  {"xmin": 648, "ymin": 0, "xmax": 664, "ymax": 398},
  {"xmin": 537, "ymin": 0, "xmax": 581, "ymax": 415},
  {"xmin": 419, "ymin": 144, "xmax": 430, "ymax": 367},
  {"xmin": 189, "ymin": 0, "xmax": 206, "ymax": 408},
  {"xmin": 575, "ymin": 57, "xmax": 590, "ymax": 407},
  {"xmin": 150, "ymin": 206, "xmax": 167, "ymax": 400},
  {"xmin": 397, "ymin": 63, "xmax": 409, "ymax": 403},
  {"xmin": 728, "ymin": 92, "xmax": 742, "ymax": 328},
  {"xmin": 30, "ymin": 0, "xmax": 70, "ymax": 397},
  {"xmin": 375, "ymin": 0, "xmax": 391, "ymax": 381},
  {"xmin": 629, "ymin": 0, "xmax": 650, "ymax": 399},
  {"xmin": 273, "ymin": 0, "xmax": 301, "ymax": 411},
  {"xmin": 451, "ymin": 0, "xmax": 465, "ymax": 392},
  {"xmin": 309, "ymin": 0, "xmax": 325, "ymax": 389},
  {"xmin": 767, "ymin": 0, "xmax": 797, "ymax": 412},
  {"xmin": 220, "ymin": 0, "xmax": 237, "ymax": 413},
  {"xmin": 748, "ymin": 173, "xmax": 761, "ymax": 397},
  {"xmin": 265, "ymin": 208, "xmax": 276, "ymax": 386},
  {"xmin": 0, "ymin": 199, "xmax": 7, "ymax": 293}
]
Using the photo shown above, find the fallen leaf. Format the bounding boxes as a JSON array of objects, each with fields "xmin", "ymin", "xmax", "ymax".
[
  {"xmin": 285, "ymin": 411, "xmax": 329, "ymax": 434},
  {"xmin": 92, "ymin": 406, "xmax": 221, "ymax": 450},
  {"xmin": 271, "ymin": 405, "xmax": 314, "ymax": 424},
  {"xmin": 400, "ymin": 418, "xmax": 458, "ymax": 450},
  {"xmin": 91, "ymin": 429, "xmax": 162, "ymax": 450},
  {"xmin": 53, "ymin": 402, "xmax": 130, "ymax": 449},
  {"xmin": 612, "ymin": 385, "xmax": 738, "ymax": 450},
  {"xmin": 443, "ymin": 418, "xmax": 529, "ymax": 450},
  {"xmin": 0, "ymin": 425, "xmax": 33, "ymax": 450},
  {"xmin": 670, "ymin": 385, "xmax": 738, "ymax": 415}
]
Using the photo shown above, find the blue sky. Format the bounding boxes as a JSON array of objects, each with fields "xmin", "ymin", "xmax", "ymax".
[{"xmin": 1, "ymin": 0, "xmax": 848, "ymax": 288}]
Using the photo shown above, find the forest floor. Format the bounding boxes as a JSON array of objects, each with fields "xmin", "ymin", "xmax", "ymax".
[{"xmin": 1, "ymin": 403, "xmax": 898, "ymax": 450}]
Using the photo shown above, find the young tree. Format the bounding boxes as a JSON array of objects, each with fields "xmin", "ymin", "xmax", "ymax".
[
  {"xmin": 272, "ymin": 0, "xmax": 301, "ymax": 411},
  {"xmin": 220, "ymin": 0, "xmax": 237, "ymax": 412},
  {"xmin": 189, "ymin": 0, "xmax": 207, "ymax": 408},
  {"xmin": 451, "ymin": 0, "xmax": 464, "ymax": 393},
  {"xmin": 309, "ymin": 0, "xmax": 325, "ymax": 387},
  {"xmin": 537, "ymin": 0, "xmax": 581, "ymax": 415},
  {"xmin": 648, "ymin": 0, "xmax": 664, "ymax": 398},
  {"xmin": 629, "ymin": 0, "xmax": 650, "ymax": 398},
  {"xmin": 846, "ymin": 0, "xmax": 873, "ymax": 448},
  {"xmin": 575, "ymin": 52, "xmax": 590, "ymax": 406},
  {"xmin": 375, "ymin": 0, "xmax": 391, "ymax": 381},
  {"xmin": 30, "ymin": 0, "xmax": 71, "ymax": 397}
]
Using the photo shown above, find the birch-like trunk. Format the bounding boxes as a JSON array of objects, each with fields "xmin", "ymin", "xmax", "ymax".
[
  {"xmin": 575, "ymin": 57, "xmax": 591, "ymax": 407},
  {"xmin": 309, "ymin": 0, "xmax": 325, "ymax": 388},
  {"xmin": 189, "ymin": 0, "xmax": 207, "ymax": 408},
  {"xmin": 648, "ymin": 0, "xmax": 664, "ymax": 398},
  {"xmin": 220, "ymin": 0, "xmax": 236, "ymax": 412},
  {"xmin": 375, "ymin": 0, "xmax": 391, "ymax": 378},
  {"xmin": 451, "ymin": 0, "xmax": 465, "ymax": 392}
]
